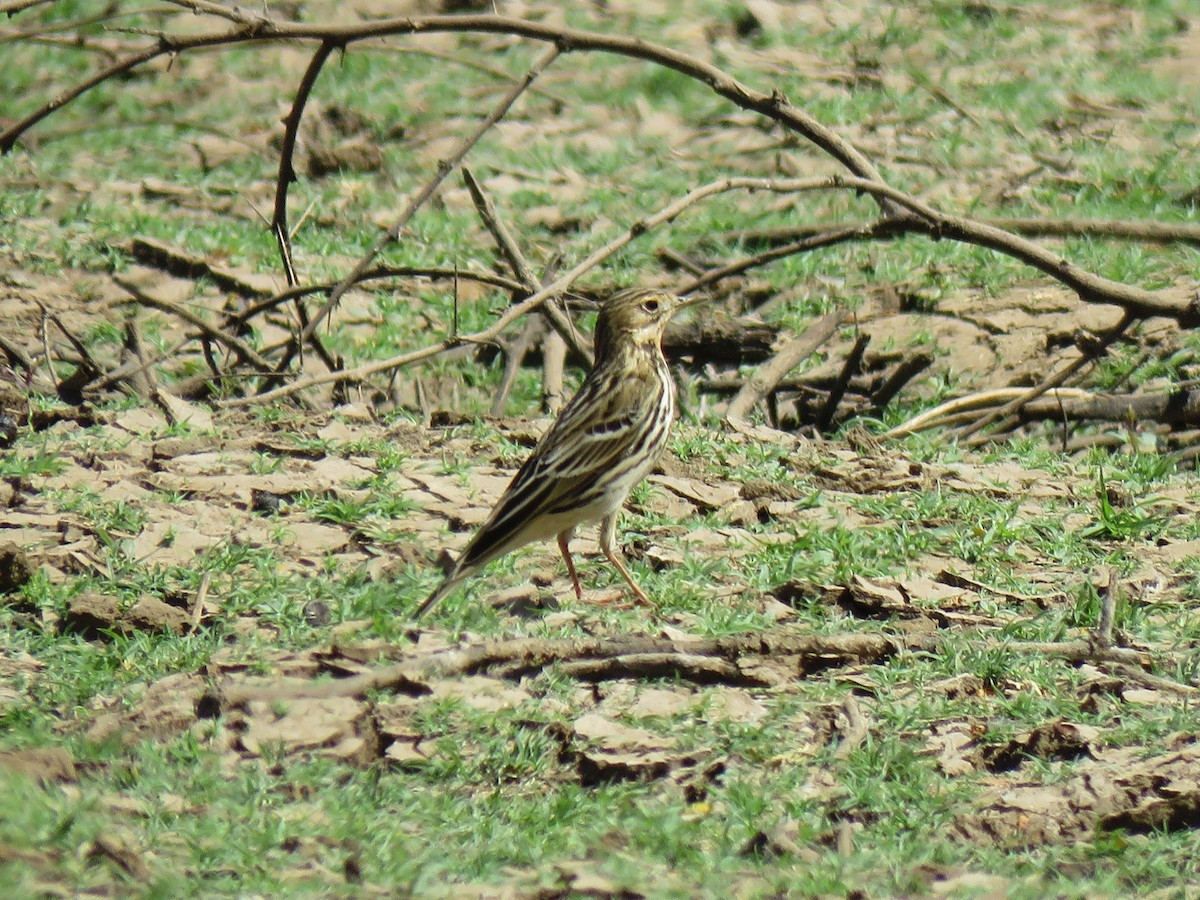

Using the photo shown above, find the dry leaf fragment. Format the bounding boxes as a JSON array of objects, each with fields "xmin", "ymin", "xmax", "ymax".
[{"xmin": 648, "ymin": 474, "xmax": 741, "ymax": 511}]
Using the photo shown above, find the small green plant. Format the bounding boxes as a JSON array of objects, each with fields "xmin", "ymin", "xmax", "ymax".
[
  {"xmin": 0, "ymin": 447, "xmax": 65, "ymax": 478},
  {"xmin": 1079, "ymin": 466, "xmax": 1165, "ymax": 542},
  {"xmin": 248, "ymin": 452, "xmax": 284, "ymax": 475}
]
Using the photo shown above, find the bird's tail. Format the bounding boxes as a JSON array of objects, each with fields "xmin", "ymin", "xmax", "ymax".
[{"xmin": 413, "ymin": 568, "xmax": 465, "ymax": 619}]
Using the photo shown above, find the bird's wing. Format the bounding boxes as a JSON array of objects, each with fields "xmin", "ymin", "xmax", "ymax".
[{"xmin": 453, "ymin": 385, "xmax": 648, "ymax": 571}]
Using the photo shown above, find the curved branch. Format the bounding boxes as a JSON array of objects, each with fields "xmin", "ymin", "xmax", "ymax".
[
  {"xmin": 822, "ymin": 176, "xmax": 1199, "ymax": 325},
  {"xmin": 1, "ymin": 41, "xmax": 163, "ymax": 152},
  {"xmin": 227, "ymin": 265, "xmax": 529, "ymax": 327},
  {"xmin": 273, "ymin": 40, "xmax": 338, "ymax": 287},
  {"xmin": 2, "ymin": 13, "xmax": 883, "ymax": 188}
]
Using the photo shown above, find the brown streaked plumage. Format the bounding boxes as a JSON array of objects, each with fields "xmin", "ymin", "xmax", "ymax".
[{"xmin": 415, "ymin": 288, "xmax": 696, "ymax": 618}]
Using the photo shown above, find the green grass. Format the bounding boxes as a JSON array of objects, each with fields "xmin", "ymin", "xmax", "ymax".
[{"xmin": 6, "ymin": 0, "xmax": 1200, "ymax": 896}]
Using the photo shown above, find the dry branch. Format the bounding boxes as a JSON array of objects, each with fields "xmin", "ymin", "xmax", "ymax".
[
  {"xmin": 2, "ymin": 13, "xmax": 886, "ymax": 187},
  {"xmin": 300, "ymin": 43, "xmax": 562, "ymax": 344},
  {"xmin": 726, "ymin": 312, "xmax": 844, "ymax": 425},
  {"xmin": 1017, "ymin": 389, "xmax": 1200, "ymax": 427},
  {"xmin": 956, "ymin": 314, "xmax": 1133, "ymax": 445},
  {"xmin": 885, "ymin": 388, "xmax": 1093, "ymax": 439},
  {"xmin": 218, "ymin": 177, "xmax": 854, "ymax": 406},
  {"xmin": 728, "ymin": 215, "xmax": 1200, "ymax": 250},
  {"xmin": 272, "ymin": 40, "xmax": 338, "ymax": 288},
  {"xmin": 111, "ymin": 275, "xmax": 272, "ymax": 373},
  {"xmin": 461, "ymin": 166, "xmax": 592, "ymax": 367}
]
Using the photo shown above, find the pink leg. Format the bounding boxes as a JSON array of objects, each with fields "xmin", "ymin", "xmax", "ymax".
[
  {"xmin": 557, "ymin": 529, "xmax": 584, "ymax": 600},
  {"xmin": 599, "ymin": 513, "xmax": 652, "ymax": 605}
]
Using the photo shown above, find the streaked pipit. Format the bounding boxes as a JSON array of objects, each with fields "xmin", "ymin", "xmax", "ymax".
[{"xmin": 416, "ymin": 288, "xmax": 697, "ymax": 618}]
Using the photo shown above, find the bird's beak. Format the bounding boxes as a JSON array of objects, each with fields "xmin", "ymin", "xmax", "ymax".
[{"xmin": 675, "ymin": 293, "xmax": 706, "ymax": 312}]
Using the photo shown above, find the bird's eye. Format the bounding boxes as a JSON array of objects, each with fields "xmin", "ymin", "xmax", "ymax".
[{"xmin": 643, "ymin": 299, "xmax": 659, "ymax": 312}]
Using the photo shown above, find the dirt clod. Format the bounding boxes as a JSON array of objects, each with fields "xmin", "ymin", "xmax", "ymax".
[
  {"xmin": 123, "ymin": 595, "xmax": 190, "ymax": 635},
  {"xmin": 61, "ymin": 591, "xmax": 122, "ymax": 638},
  {"xmin": 0, "ymin": 542, "xmax": 32, "ymax": 594}
]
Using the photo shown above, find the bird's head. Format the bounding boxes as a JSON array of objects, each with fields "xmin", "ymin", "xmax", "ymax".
[{"xmin": 593, "ymin": 288, "xmax": 699, "ymax": 357}]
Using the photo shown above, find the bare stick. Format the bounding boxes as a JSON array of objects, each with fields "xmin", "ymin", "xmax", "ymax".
[
  {"xmin": 299, "ymin": 43, "xmax": 562, "ymax": 344},
  {"xmin": 727, "ymin": 312, "xmax": 844, "ymax": 425},
  {"xmin": 461, "ymin": 166, "xmax": 592, "ymax": 365},
  {"xmin": 870, "ymin": 352, "xmax": 934, "ymax": 410},
  {"xmin": 816, "ymin": 332, "xmax": 869, "ymax": 431},
  {"xmin": 159, "ymin": 0, "xmax": 263, "ymax": 26},
  {"xmin": 120, "ymin": 318, "xmax": 155, "ymax": 398},
  {"xmin": 1022, "ymin": 390, "xmax": 1200, "ymax": 427},
  {"xmin": 218, "ymin": 178, "xmax": 850, "ymax": 406},
  {"xmin": 111, "ymin": 276, "xmax": 273, "ymax": 372},
  {"xmin": 272, "ymin": 40, "xmax": 338, "ymax": 287},
  {"xmin": 215, "ymin": 170, "xmax": 1191, "ymax": 406},
  {"xmin": 541, "ymin": 330, "xmax": 567, "ymax": 414},
  {"xmin": 679, "ymin": 220, "xmax": 904, "ymax": 297},
  {"xmin": 1094, "ymin": 570, "xmax": 1117, "ymax": 650},
  {"xmin": 88, "ymin": 336, "xmax": 191, "ymax": 394},
  {"xmin": 0, "ymin": 334, "xmax": 35, "ymax": 374},
  {"xmin": 490, "ymin": 316, "xmax": 543, "ymax": 416},
  {"xmin": 229, "ymin": 265, "xmax": 528, "ymax": 327},
  {"xmin": 885, "ymin": 388, "xmax": 1093, "ymax": 439},
  {"xmin": 0, "ymin": 0, "xmax": 56, "ymax": 17},
  {"xmin": 6, "ymin": 15, "xmax": 1194, "ymax": 327},
  {"xmin": 826, "ymin": 180, "xmax": 1191, "ymax": 324},
  {"xmin": 2, "ymin": 14, "xmax": 886, "ymax": 189},
  {"xmin": 729, "ymin": 215, "xmax": 1200, "ymax": 250},
  {"xmin": 1, "ymin": 42, "xmax": 164, "ymax": 152},
  {"xmin": 220, "ymin": 631, "xmax": 904, "ymax": 701}
]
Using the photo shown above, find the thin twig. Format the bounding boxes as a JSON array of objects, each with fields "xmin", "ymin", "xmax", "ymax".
[
  {"xmin": 272, "ymin": 40, "xmax": 338, "ymax": 288},
  {"xmin": 461, "ymin": 166, "xmax": 591, "ymax": 365},
  {"xmin": 6, "ymin": 12, "xmax": 1195, "ymax": 333},
  {"xmin": 0, "ymin": 0, "xmax": 56, "ymax": 16},
  {"xmin": 490, "ymin": 315, "xmax": 543, "ymax": 416},
  {"xmin": 88, "ymin": 336, "xmax": 191, "ymax": 394},
  {"xmin": 885, "ymin": 388, "xmax": 1093, "ymax": 439},
  {"xmin": 159, "ymin": 0, "xmax": 265, "ymax": 27},
  {"xmin": 112, "ymin": 276, "xmax": 273, "ymax": 372},
  {"xmin": 300, "ymin": 43, "xmax": 562, "ymax": 344},
  {"xmin": 228, "ymin": 265, "xmax": 528, "ymax": 328},
  {"xmin": 2, "ymin": 14, "xmax": 887, "ymax": 188},
  {"xmin": 727, "ymin": 312, "xmax": 844, "ymax": 425},
  {"xmin": 541, "ymin": 330, "xmax": 567, "ymax": 414},
  {"xmin": 816, "ymin": 332, "xmax": 869, "ymax": 431},
  {"xmin": 219, "ymin": 178, "xmax": 852, "ymax": 406},
  {"xmin": 679, "ymin": 222, "xmax": 899, "ymax": 297},
  {"xmin": 1094, "ymin": 569, "xmax": 1116, "ymax": 651},
  {"xmin": 0, "ymin": 334, "xmax": 35, "ymax": 374}
]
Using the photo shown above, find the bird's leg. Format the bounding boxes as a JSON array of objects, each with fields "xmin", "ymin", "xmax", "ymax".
[
  {"xmin": 556, "ymin": 528, "xmax": 584, "ymax": 600},
  {"xmin": 599, "ymin": 513, "xmax": 652, "ymax": 605}
]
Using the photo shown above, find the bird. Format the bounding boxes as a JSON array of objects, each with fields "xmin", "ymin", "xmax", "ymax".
[{"xmin": 415, "ymin": 287, "xmax": 698, "ymax": 618}]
